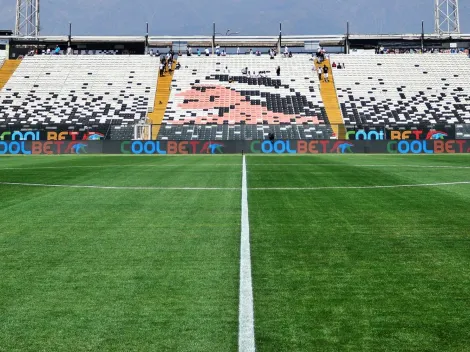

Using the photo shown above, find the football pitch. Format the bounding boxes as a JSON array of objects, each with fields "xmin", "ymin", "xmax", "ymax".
[{"xmin": 1, "ymin": 154, "xmax": 470, "ymax": 351}]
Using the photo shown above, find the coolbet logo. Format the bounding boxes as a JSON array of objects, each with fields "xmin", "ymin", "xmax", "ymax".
[
  {"xmin": 250, "ymin": 140, "xmax": 297, "ymax": 154},
  {"xmin": 387, "ymin": 140, "xmax": 469, "ymax": 154},
  {"xmin": 0, "ymin": 141, "xmax": 89, "ymax": 154},
  {"xmin": 71, "ymin": 143, "xmax": 88, "ymax": 154},
  {"xmin": 0, "ymin": 130, "xmax": 104, "ymax": 141},
  {"xmin": 346, "ymin": 130, "xmax": 385, "ymax": 140},
  {"xmin": 85, "ymin": 132, "xmax": 105, "ymax": 141},
  {"xmin": 0, "ymin": 131, "xmax": 40, "ymax": 141},
  {"xmin": 389, "ymin": 130, "xmax": 449, "ymax": 140},
  {"xmin": 427, "ymin": 131, "xmax": 448, "ymax": 140},
  {"xmin": 330, "ymin": 142, "xmax": 354, "ymax": 153},
  {"xmin": 200, "ymin": 142, "xmax": 224, "ymax": 154},
  {"xmin": 249, "ymin": 140, "xmax": 348, "ymax": 154},
  {"xmin": 120, "ymin": 141, "xmax": 224, "ymax": 154}
]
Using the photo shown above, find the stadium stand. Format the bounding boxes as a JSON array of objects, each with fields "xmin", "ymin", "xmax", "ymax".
[
  {"xmin": 0, "ymin": 58, "xmax": 21, "ymax": 92},
  {"xmin": 0, "ymin": 50, "xmax": 6, "ymax": 68},
  {"xmin": 331, "ymin": 54, "xmax": 470, "ymax": 128},
  {"xmin": 0, "ymin": 55, "xmax": 159, "ymax": 137},
  {"xmin": 314, "ymin": 58, "xmax": 346, "ymax": 138},
  {"xmin": 157, "ymin": 55, "xmax": 334, "ymax": 140},
  {"xmin": 148, "ymin": 60, "xmax": 176, "ymax": 139}
]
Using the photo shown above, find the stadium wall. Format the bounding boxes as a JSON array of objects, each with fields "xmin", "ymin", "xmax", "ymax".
[{"xmin": 0, "ymin": 140, "xmax": 469, "ymax": 155}]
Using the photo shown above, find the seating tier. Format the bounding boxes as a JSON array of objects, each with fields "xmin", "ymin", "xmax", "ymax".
[
  {"xmin": 158, "ymin": 55, "xmax": 333, "ymax": 140},
  {"xmin": 331, "ymin": 54, "xmax": 470, "ymax": 127},
  {"xmin": 0, "ymin": 55, "xmax": 159, "ymax": 128}
]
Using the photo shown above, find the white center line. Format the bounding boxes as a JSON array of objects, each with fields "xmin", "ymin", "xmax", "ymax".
[{"xmin": 239, "ymin": 154, "xmax": 256, "ymax": 352}]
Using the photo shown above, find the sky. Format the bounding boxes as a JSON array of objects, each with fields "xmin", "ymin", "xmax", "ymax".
[{"xmin": 0, "ymin": 0, "xmax": 469, "ymax": 36}]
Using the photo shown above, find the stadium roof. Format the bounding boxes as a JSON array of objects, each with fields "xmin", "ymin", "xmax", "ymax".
[{"xmin": 1, "ymin": 33, "xmax": 470, "ymax": 48}]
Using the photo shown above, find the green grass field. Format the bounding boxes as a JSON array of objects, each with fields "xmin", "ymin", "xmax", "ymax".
[{"xmin": 1, "ymin": 155, "xmax": 470, "ymax": 351}]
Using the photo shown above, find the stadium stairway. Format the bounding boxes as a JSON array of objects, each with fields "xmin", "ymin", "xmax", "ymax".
[
  {"xmin": 148, "ymin": 61, "xmax": 176, "ymax": 139},
  {"xmin": 0, "ymin": 60, "xmax": 21, "ymax": 91},
  {"xmin": 315, "ymin": 59, "xmax": 345, "ymax": 139}
]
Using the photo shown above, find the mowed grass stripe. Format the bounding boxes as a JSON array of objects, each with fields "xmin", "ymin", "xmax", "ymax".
[
  {"xmin": 0, "ymin": 156, "xmax": 242, "ymax": 188},
  {"xmin": 248, "ymin": 156, "xmax": 470, "ymax": 190},
  {"xmin": 0, "ymin": 156, "xmax": 242, "ymax": 351},
  {"xmin": 248, "ymin": 155, "xmax": 470, "ymax": 351}
]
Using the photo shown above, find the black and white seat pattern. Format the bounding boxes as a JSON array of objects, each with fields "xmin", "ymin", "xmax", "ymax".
[
  {"xmin": 331, "ymin": 54, "xmax": 470, "ymax": 126},
  {"xmin": 0, "ymin": 56, "xmax": 158, "ymax": 127},
  {"xmin": 158, "ymin": 55, "xmax": 333, "ymax": 140}
]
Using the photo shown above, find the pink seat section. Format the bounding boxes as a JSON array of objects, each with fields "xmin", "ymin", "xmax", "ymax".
[{"xmin": 175, "ymin": 85, "xmax": 321, "ymax": 125}]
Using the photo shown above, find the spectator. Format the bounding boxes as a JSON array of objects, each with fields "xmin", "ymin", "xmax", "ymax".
[
  {"xmin": 284, "ymin": 45, "xmax": 289, "ymax": 57},
  {"xmin": 54, "ymin": 45, "xmax": 60, "ymax": 55},
  {"xmin": 276, "ymin": 66, "xmax": 281, "ymax": 76},
  {"xmin": 342, "ymin": 63, "xmax": 345, "ymax": 69},
  {"xmin": 249, "ymin": 48, "xmax": 253, "ymax": 55},
  {"xmin": 332, "ymin": 62, "xmax": 337, "ymax": 68},
  {"xmin": 66, "ymin": 47, "xmax": 72, "ymax": 55},
  {"xmin": 46, "ymin": 48, "xmax": 51, "ymax": 55},
  {"xmin": 197, "ymin": 48, "xmax": 201, "ymax": 56},
  {"xmin": 216, "ymin": 45, "xmax": 220, "ymax": 56},
  {"xmin": 221, "ymin": 49, "xmax": 226, "ymax": 56},
  {"xmin": 268, "ymin": 131, "xmax": 275, "ymax": 143},
  {"xmin": 288, "ymin": 51, "xmax": 293, "ymax": 58},
  {"xmin": 176, "ymin": 62, "xmax": 181, "ymax": 70},
  {"xmin": 317, "ymin": 66, "xmax": 322, "ymax": 80},
  {"xmin": 242, "ymin": 67, "xmax": 248, "ymax": 75},
  {"xmin": 323, "ymin": 65, "xmax": 329, "ymax": 82},
  {"xmin": 205, "ymin": 48, "xmax": 210, "ymax": 56},
  {"xmin": 337, "ymin": 63, "xmax": 342, "ymax": 69},
  {"xmin": 237, "ymin": 47, "xmax": 240, "ymax": 55}
]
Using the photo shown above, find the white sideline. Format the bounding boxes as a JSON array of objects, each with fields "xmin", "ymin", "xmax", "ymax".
[
  {"xmin": 0, "ymin": 164, "xmax": 243, "ymax": 170},
  {"xmin": 250, "ymin": 181, "xmax": 470, "ymax": 190},
  {"xmin": 1, "ymin": 180, "xmax": 470, "ymax": 191},
  {"xmin": 248, "ymin": 164, "xmax": 470, "ymax": 169},
  {"xmin": 0, "ymin": 182, "xmax": 239, "ymax": 190},
  {"xmin": 1, "ymin": 164, "xmax": 470, "ymax": 170},
  {"xmin": 239, "ymin": 155, "xmax": 256, "ymax": 352}
]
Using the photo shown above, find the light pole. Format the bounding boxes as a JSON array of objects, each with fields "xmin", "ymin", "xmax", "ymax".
[{"xmin": 215, "ymin": 29, "xmax": 241, "ymax": 53}]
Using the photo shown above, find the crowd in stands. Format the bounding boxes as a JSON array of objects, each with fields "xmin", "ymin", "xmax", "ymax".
[
  {"xmin": 331, "ymin": 62, "xmax": 345, "ymax": 69},
  {"xmin": 178, "ymin": 45, "xmax": 301, "ymax": 58},
  {"xmin": 24, "ymin": 46, "xmax": 133, "ymax": 56},
  {"xmin": 376, "ymin": 46, "xmax": 469, "ymax": 55},
  {"xmin": 313, "ymin": 46, "xmax": 329, "ymax": 63},
  {"xmin": 159, "ymin": 50, "xmax": 177, "ymax": 77},
  {"xmin": 26, "ymin": 45, "xmax": 65, "ymax": 56}
]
